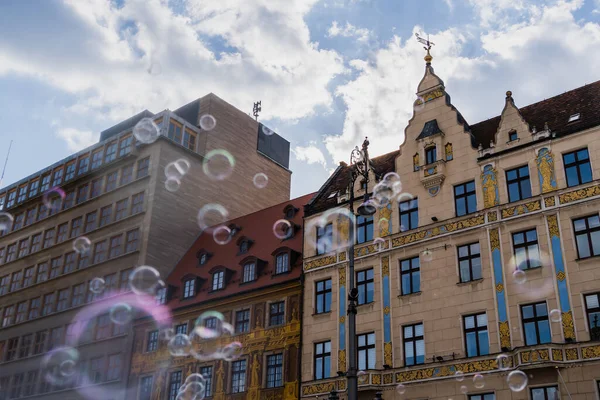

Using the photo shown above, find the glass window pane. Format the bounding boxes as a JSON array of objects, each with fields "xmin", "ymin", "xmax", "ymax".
[
  {"xmin": 315, "ymin": 362, "xmax": 322, "ymax": 379},
  {"xmin": 402, "ymin": 275, "xmax": 410, "ymax": 294},
  {"xmin": 412, "ymin": 271, "xmax": 420, "ymax": 293},
  {"xmin": 478, "ymin": 331, "xmax": 489, "ymax": 355},
  {"xmin": 477, "ymin": 313, "xmax": 487, "ymax": 326},
  {"xmin": 536, "ymin": 303, "xmax": 548, "ymax": 316},
  {"xmin": 367, "ymin": 282, "xmax": 374, "ymax": 302},
  {"xmin": 325, "ymin": 341, "xmax": 331, "ymax": 352},
  {"xmin": 522, "ymin": 305, "xmax": 534, "ymax": 319},
  {"xmin": 466, "ymin": 181, "xmax": 475, "ymax": 191},
  {"xmin": 519, "ymin": 166, "xmax": 529, "ymax": 176},
  {"xmin": 564, "ymin": 153, "xmax": 575, "ymax": 164},
  {"xmin": 524, "ymin": 322, "xmax": 538, "ymax": 345},
  {"xmin": 526, "ymin": 230, "xmax": 537, "ymax": 242},
  {"xmin": 404, "ymin": 326, "xmax": 413, "ymax": 338},
  {"xmin": 513, "ymin": 232, "xmax": 524, "ymax": 245},
  {"xmin": 538, "ymin": 321, "xmax": 551, "ymax": 343},
  {"xmin": 368, "ymin": 333, "xmax": 375, "ymax": 344},
  {"xmin": 368, "ymin": 348, "xmax": 376, "ymax": 368},
  {"xmin": 415, "ymin": 324, "xmax": 423, "ymax": 336},
  {"xmin": 574, "ymin": 219, "xmax": 587, "ymax": 231},
  {"xmin": 471, "ymin": 243, "xmax": 480, "ymax": 254},
  {"xmin": 585, "ymin": 294, "xmax": 599, "ymax": 309},
  {"xmin": 460, "ymin": 261, "xmax": 471, "ymax": 282},
  {"xmin": 358, "ymin": 335, "xmax": 365, "ymax": 346},
  {"xmin": 507, "ymin": 170, "xmax": 517, "ymax": 180},
  {"xmin": 464, "ymin": 316, "xmax": 474, "ymax": 329},
  {"xmin": 591, "ymin": 231, "xmax": 600, "ymax": 256},
  {"xmin": 520, "ymin": 180, "xmax": 532, "ymax": 198},
  {"xmin": 589, "ymin": 215, "xmax": 600, "ymax": 228},
  {"xmin": 458, "ymin": 246, "xmax": 468, "ymax": 258},
  {"xmin": 508, "ymin": 183, "xmax": 520, "ymax": 202},
  {"xmin": 455, "ymin": 185, "xmax": 464, "ymax": 195},
  {"xmin": 367, "ymin": 269, "xmax": 374, "ymax": 279},
  {"xmin": 577, "ymin": 148, "xmax": 589, "ymax": 160},
  {"xmin": 566, "ymin": 166, "xmax": 579, "ymax": 186},
  {"xmin": 576, "ymin": 234, "xmax": 591, "ymax": 258},
  {"xmin": 466, "ymin": 332, "xmax": 477, "ymax": 357}
]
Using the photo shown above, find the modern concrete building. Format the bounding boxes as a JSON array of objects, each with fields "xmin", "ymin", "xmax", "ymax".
[
  {"xmin": 128, "ymin": 193, "xmax": 312, "ymax": 400},
  {"xmin": 0, "ymin": 93, "xmax": 291, "ymax": 399},
  {"xmin": 300, "ymin": 51, "xmax": 600, "ymax": 399}
]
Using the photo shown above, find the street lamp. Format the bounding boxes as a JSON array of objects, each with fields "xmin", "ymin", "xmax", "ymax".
[{"xmin": 346, "ymin": 137, "xmax": 376, "ymax": 400}]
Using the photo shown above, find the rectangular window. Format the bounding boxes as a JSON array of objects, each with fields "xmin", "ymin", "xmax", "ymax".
[
  {"xmin": 5, "ymin": 243, "xmax": 16, "ymax": 262},
  {"xmin": 64, "ymin": 252, "xmax": 77, "ymax": 274},
  {"xmin": 33, "ymin": 331, "xmax": 47, "ymax": 355},
  {"xmin": 235, "ymin": 309, "xmax": 250, "ymax": 333},
  {"xmin": 12, "ymin": 212, "xmax": 24, "ymax": 230},
  {"xmin": 155, "ymin": 287, "xmax": 167, "ymax": 305},
  {"xmin": 5, "ymin": 190, "xmax": 17, "ymax": 209},
  {"xmin": 119, "ymin": 135, "xmax": 133, "ymax": 157},
  {"xmin": 77, "ymin": 155, "xmax": 90, "ymax": 176},
  {"xmin": 56, "ymin": 222, "xmax": 69, "ymax": 243},
  {"xmin": 63, "ymin": 190, "xmax": 75, "ymax": 209},
  {"xmin": 314, "ymin": 341, "xmax": 331, "ymax": 380},
  {"xmin": 243, "ymin": 262, "xmax": 256, "ymax": 283},
  {"xmin": 357, "ymin": 268, "xmax": 375, "ymax": 304},
  {"xmin": 71, "ymin": 283, "xmax": 85, "ymax": 307},
  {"xmin": 115, "ymin": 198, "xmax": 129, "ymax": 220},
  {"xmin": 23, "ymin": 266, "xmax": 35, "ymax": 287},
  {"xmin": 24, "ymin": 207, "xmax": 36, "ymax": 226},
  {"xmin": 120, "ymin": 164, "xmax": 134, "ymax": 185},
  {"xmin": 174, "ymin": 323, "xmax": 188, "ymax": 335},
  {"xmin": 15, "ymin": 301, "xmax": 28, "ymax": 323},
  {"xmin": 19, "ymin": 334, "xmax": 33, "ymax": 358},
  {"xmin": 28, "ymin": 179, "xmax": 40, "ymax": 198},
  {"xmin": 99, "ymin": 205, "xmax": 113, "ymax": 227},
  {"xmin": 18, "ymin": 238, "xmax": 30, "ymax": 258},
  {"xmin": 425, "ymin": 146, "xmax": 436, "ymax": 164},
  {"xmin": 104, "ymin": 141, "xmax": 117, "ymax": 163},
  {"xmin": 50, "ymin": 257, "xmax": 62, "ymax": 279},
  {"xmin": 10, "ymin": 373, "xmax": 24, "ymax": 398},
  {"xmin": 5, "ymin": 337, "xmax": 18, "ymax": 360},
  {"xmin": 109, "ymin": 235, "xmax": 123, "ymax": 258},
  {"xmin": 530, "ymin": 386, "xmax": 558, "ymax": 400},
  {"xmin": 563, "ymin": 148, "xmax": 592, "ymax": 187},
  {"xmin": 0, "ymin": 248, "xmax": 4, "ymax": 264},
  {"xmin": 42, "ymin": 293, "xmax": 55, "ymax": 316},
  {"xmin": 168, "ymin": 121, "xmax": 183, "ymax": 143},
  {"xmin": 316, "ymin": 223, "xmax": 332, "ymax": 255},
  {"xmin": 512, "ymin": 229, "xmax": 541, "ymax": 270},
  {"xmin": 96, "ymin": 314, "xmax": 111, "ymax": 340},
  {"xmin": 275, "ymin": 253, "xmax": 289, "ymax": 274},
  {"xmin": 93, "ymin": 240, "xmax": 108, "ymax": 264},
  {"xmin": 212, "ymin": 271, "xmax": 224, "ymax": 291},
  {"xmin": 573, "ymin": 215, "xmax": 600, "ymax": 259},
  {"xmin": 469, "ymin": 393, "xmax": 495, "ymax": 400},
  {"xmin": 183, "ymin": 278, "xmax": 196, "ymax": 298},
  {"xmin": 56, "ymin": 289, "xmax": 70, "ymax": 311},
  {"xmin": 37, "ymin": 204, "xmax": 48, "ymax": 220},
  {"xmin": 70, "ymin": 217, "xmax": 83, "ymax": 238},
  {"xmin": 464, "ymin": 313, "xmax": 489, "ymax": 357},
  {"xmin": 2, "ymin": 305, "xmax": 15, "ymax": 327},
  {"xmin": 315, "ymin": 279, "xmax": 332, "ymax": 314},
  {"xmin": 200, "ymin": 366, "xmax": 212, "ymax": 397},
  {"xmin": 585, "ymin": 293, "xmax": 600, "ymax": 340},
  {"xmin": 30, "ymin": 233, "xmax": 42, "ymax": 253},
  {"xmin": 266, "ymin": 353, "xmax": 283, "ymax": 388},
  {"xmin": 17, "ymin": 185, "xmax": 28, "ymax": 203},
  {"xmin": 454, "ymin": 181, "xmax": 477, "ymax": 217},
  {"xmin": 131, "ymin": 192, "xmax": 144, "ymax": 214},
  {"xmin": 23, "ymin": 370, "xmax": 38, "ymax": 396},
  {"xmin": 168, "ymin": 371, "xmax": 182, "ymax": 400},
  {"xmin": 0, "ymin": 274, "xmax": 8, "ymax": 294},
  {"xmin": 104, "ymin": 273, "xmax": 118, "ymax": 294},
  {"xmin": 10, "ymin": 271, "xmax": 22, "ymax": 291},
  {"xmin": 506, "ymin": 165, "xmax": 532, "ymax": 202},
  {"xmin": 90, "ymin": 356, "xmax": 104, "ymax": 383},
  {"xmin": 403, "ymin": 323, "xmax": 425, "ymax": 366},
  {"xmin": 399, "ymin": 198, "xmax": 418, "ymax": 232},
  {"xmin": 137, "ymin": 157, "xmax": 150, "ymax": 178},
  {"xmin": 357, "ymin": 332, "xmax": 376, "ymax": 370},
  {"xmin": 126, "ymin": 229, "xmax": 139, "ymax": 252},
  {"xmin": 146, "ymin": 330, "xmax": 159, "ymax": 352},
  {"xmin": 91, "ymin": 178, "xmax": 103, "ymax": 198},
  {"xmin": 521, "ymin": 302, "xmax": 551, "ymax": 345},
  {"xmin": 458, "ymin": 242, "xmax": 482, "ymax": 282},
  {"xmin": 91, "ymin": 149, "xmax": 103, "ymax": 169},
  {"xmin": 183, "ymin": 129, "xmax": 197, "ymax": 151},
  {"xmin": 65, "ymin": 161, "xmax": 76, "ymax": 181},
  {"xmin": 36, "ymin": 262, "xmax": 49, "ymax": 283},
  {"xmin": 40, "ymin": 174, "xmax": 51, "ymax": 192},
  {"xmin": 78, "ymin": 252, "xmax": 89, "ymax": 270},
  {"xmin": 231, "ymin": 360, "xmax": 246, "ymax": 393},
  {"xmin": 106, "ymin": 171, "xmax": 118, "ymax": 191},
  {"xmin": 52, "ymin": 168, "xmax": 64, "ymax": 187},
  {"xmin": 139, "ymin": 376, "xmax": 154, "ymax": 400},
  {"xmin": 47, "ymin": 196, "xmax": 62, "ymax": 216},
  {"xmin": 48, "ymin": 326, "xmax": 63, "ymax": 350},
  {"xmin": 76, "ymin": 184, "xmax": 89, "ymax": 204},
  {"xmin": 106, "ymin": 354, "xmax": 122, "ymax": 381},
  {"xmin": 356, "ymin": 215, "xmax": 374, "ymax": 244},
  {"xmin": 119, "ymin": 269, "xmax": 132, "ymax": 291},
  {"xmin": 270, "ymin": 301, "xmax": 285, "ymax": 326}
]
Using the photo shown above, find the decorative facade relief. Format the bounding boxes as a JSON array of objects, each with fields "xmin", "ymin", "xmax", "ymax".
[
  {"xmin": 481, "ymin": 164, "xmax": 499, "ymax": 208},
  {"xmin": 536, "ymin": 148, "xmax": 557, "ymax": 193}
]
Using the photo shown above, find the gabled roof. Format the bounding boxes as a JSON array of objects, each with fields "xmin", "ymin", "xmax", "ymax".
[{"xmin": 416, "ymin": 119, "xmax": 443, "ymax": 140}]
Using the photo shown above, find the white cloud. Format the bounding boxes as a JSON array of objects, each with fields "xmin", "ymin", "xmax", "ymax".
[
  {"xmin": 327, "ymin": 21, "xmax": 373, "ymax": 43},
  {"xmin": 292, "ymin": 143, "xmax": 328, "ymax": 168},
  {"xmin": 443, "ymin": 0, "xmax": 454, "ymax": 11},
  {"xmin": 56, "ymin": 128, "xmax": 98, "ymax": 151}
]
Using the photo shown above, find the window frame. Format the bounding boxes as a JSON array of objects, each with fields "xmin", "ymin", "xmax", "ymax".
[
  {"xmin": 235, "ymin": 309, "xmax": 250, "ymax": 334},
  {"xmin": 399, "ymin": 198, "xmax": 418, "ymax": 232},
  {"xmin": 573, "ymin": 215, "xmax": 600, "ymax": 259},
  {"xmin": 506, "ymin": 165, "xmax": 532, "ymax": 202},
  {"xmin": 242, "ymin": 262, "xmax": 256, "ymax": 283},
  {"xmin": 356, "ymin": 214, "xmax": 374, "ymax": 244},
  {"xmin": 231, "ymin": 359, "xmax": 247, "ymax": 393},
  {"xmin": 211, "ymin": 270, "xmax": 225, "ymax": 291},
  {"xmin": 512, "ymin": 228, "xmax": 541, "ymax": 270},
  {"xmin": 168, "ymin": 370, "xmax": 182, "ymax": 400},
  {"xmin": 400, "ymin": 257, "xmax": 420, "ymax": 295},
  {"xmin": 563, "ymin": 148, "xmax": 592, "ymax": 187},
  {"xmin": 530, "ymin": 385, "xmax": 559, "ymax": 400},
  {"xmin": 403, "ymin": 322, "xmax": 425, "ymax": 366},
  {"xmin": 425, "ymin": 145, "xmax": 436, "ymax": 165},
  {"xmin": 463, "ymin": 312, "xmax": 489, "ymax": 357},
  {"xmin": 357, "ymin": 332, "xmax": 376, "ymax": 370},
  {"xmin": 182, "ymin": 278, "xmax": 196, "ymax": 299},
  {"xmin": 316, "ymin": 223, "xmax": 333, "ymax": 255},
  {"xmin": 315, "ymin": 278, "xmax": 332, "ymax": 314},
  {"xmin": 314, "ymin": 340, "xmax": 331, "ymax": 380},
  {"xmin": 454, "ymin": 180, "xmax": 477, "ymax": 217},
  {"xmin": 521, "ymin": 302, "xmax": 551, "ymax": 346},
  {"xmin": 269, "ymin": 301, "xmax": 285, "ymax": 326},
  {"xmin": 146, "ymin": 330, "xmax": 159, "ymax": 352},
  {"xmin": 356, "ymin": 268, "xmax": 374, "ymax": 305},
  {"xmin": 266, "ymin": 353, "xmax": 284, "ymax": 388},
  {"xmin": 584, "ymin": 292, "xmax": 600, "ymax": 340},
  {"xmin": 457, "ymin": 242, "xmax": 482, "ymax": 283}
]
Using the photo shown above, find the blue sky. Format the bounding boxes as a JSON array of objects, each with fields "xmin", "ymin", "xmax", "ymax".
[{"xmin": 1, "ymin": 0, "xmax": 599, "ymax": 198}]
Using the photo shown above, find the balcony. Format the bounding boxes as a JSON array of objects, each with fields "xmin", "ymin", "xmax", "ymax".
[{"xmin": 419, "ymin": 159, "xmax": 446, "ymax": 196}]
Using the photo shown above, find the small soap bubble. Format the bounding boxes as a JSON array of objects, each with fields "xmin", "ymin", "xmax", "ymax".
[
  {"xmin": 414, "ymin": 95, "xmax": 426, "ymax": 112},
  {"xmin": 147, "ymin": 62, "xmax": 162, "ymax": 76},
  {"xmin": 220, "ymin": 341, "xmax": 243, "ymax": 361},
  {"xmin": 262, "ymin": 126, "xmax": 275, "ymax": 136},
  {"xmin": 177, "ymin": 381, "xmax": 205, "ymax": 400},
  {"xmin": 60, "ymin": 359, "xmax": 77, "ymax": 377},
  {"xmin": 129, "ymin": 266, "xmax": 163, "ymax": 296},
  {"xmin": 273, "ymin": 219, "xmax": 293, "ymax": 240},
  {"xmin": 507, "ymin": 370, "xmax": 528, "ymax": 392},
  {"xmin": 513, "ymin": 269, "xmax": 527, "ymax": 284},
  {"xmin": 357, "ymin": 370, "xmax": 367, "ymax": 376},
  {"xmin": 496, "ymin": 354, "xmax": 510, "ymax": 370},
  {"xmin": 89, "ymin": 277, "xmax": 106, "ymax": 294},
  {"xmin": 374, "ymin": 237, "xmax": 385, "ymax": 251},
  {"xmin": 42, "ymin": 347, "xmax": 80, "ymax": 385},
  {"xmin": 454, "ymin": 370, "xmax": 464, "ymax": 382},
  {"xmin": 460, "ymin": 385, "xmax": 468, "ymax": 394},
  {"xmin": 373, "ymin": 182, "xmax": 394, "ymax": 204},
  {"xmin": 43, "ymin": 187, "xmax": 65, "ymax": 212},
  {"xmin": 133, "ymin": 118, "xmax": 160, "ymax": 144},
  {"xmin": 165, "ymin": 159, "xmax": 191, "ymax": 179},
  {"xmin": 421, "ymin": 249, "xmax": 433, "ymax": 262},
  {"xmin": 549, "ymin": 309, "xmax": 562, "ymax": 322},
  {"xmin": 185, "ymin": 373, "xmax": 207, "ymax": 386},
  {"xmin": 202, "ymin": 149, "xmax": 235, "ymax": 181},
  {"xmin": 197, "ymin": 204, "xmax": 229, "ymax": 231},
  {"xmin": 213, "ymin": 225, "xmax": 232, "ymax": 245},
  {"xmin": 0, "ymin": 212, "xmax": 14, "ymax": 231},
  {"xmin": 473, "ymin": 374, "xmax": 485, "ymax": 389},
  {"xmin": 193, "ymin": 311, "xmax": 225, "ymax": 339},
  {"xmin": 396, "ymin": 384, "xmax": 406, "ymax": 394},
  {"xmin": 165, "ymin": 177, "xmax": 181, "ymax": 192},
  {"xmin": 73, "ymin": 236, "xmax": 92, "ymax": 254},
  {"xmin": 199, "ymin": 114, "xmax": 217, "ymax": 131},
  {"xmin": 253, "ymin": 173, "xmax": 269, "ymax": 189},
  {"xmin": 110, "ymin": 302, "xmax": 133, "ymax": 325},
  {"xmin": 168, "ymin": 334, "xmax": 192, "ymax": 356}
]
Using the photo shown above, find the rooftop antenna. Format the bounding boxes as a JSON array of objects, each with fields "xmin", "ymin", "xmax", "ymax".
[
  {"xmin": 253, "ymin": 101, "xmax": 262, "ymax": 121},
  {"xmin": 0, "ymin": 140, "xmax": 13, "ymax": 188}
]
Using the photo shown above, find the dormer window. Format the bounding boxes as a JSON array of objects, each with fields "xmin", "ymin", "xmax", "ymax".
[
  {"xmin": 275, "ymin": 253, "xmax": 289, "ymax": 275},
  {"xmin": 568, "ymin": 113, "xmax": 580, "ymax": 123},
  {"xmin": 197, "ymin": 250, "xmax": 212, "ymax": 266},
  {"xmin": 240, "ymin": 240, "xmax": 249, "ymax": 254},
  {"xmin": 155, "ymin": 287, "xmax": 167, "ymax": 305},
  {"xmin": 509, "ymin": 130, "xmax": 518, "ymax": 141},
  {"xmin": 200, "ymin": 253, "xmax": 207, "ymax": 265},
  {"xmin": 283, "ymin": 205, "xmax": 299, "ymax": 219},
  {"xmin": 425, "ymin": 146, "xmax": 436, "ymax": 165},
  {"xmin": 182, "ymin": 278, "xmax": 196, "ymax": 299},
  {"xmin": 243, "ymin": 262, "xmax": 256, "ymax": 283},
  {"xmin": 236, "ymin": 236, "xmax": 253, "ymax": 255},
  {"xmin": 212, "ymin": 271, "xmax": 225, "ymax": 291}
]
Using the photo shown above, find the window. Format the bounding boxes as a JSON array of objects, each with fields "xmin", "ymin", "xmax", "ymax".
[
  {"xmin": 199, "ymin": 253, "xmax": 208, "ymax": 265},
  {"xmin": 120, "ymin": 269, "xmax": 132, "ymax": 291},
  {"xmin": 235, "ymin": 309, "xmax": 250, "ymax": 333},
  {"xmin": 231, "ymin": 360, "xmax": 246, "ymax": 393},
  {"xmin": 512, "ymin": 229, "xmax": 541, "ymax": 270},
  {"xmin": 28, "ymin": 297, "xmax": 41, "ymax": 319},
  {"xmin": 316, "ymin": 223, "xmax": 333, "ymax": 255},
  {"xmin": 78, "ymin": 251, "xmax": 89, "ymax": 269},
  {"xmin": 146, "ymin": 330, "xmax": 159, "ymax": 352},
  {"xmin": 30, "ymin": 233, "xmax": 42, "ymax": 253},
  {"xmin": 563, "ymin": 148, "xmax": 592, "ymax": 187},
  {"xmin": 115, "ymin": 198, "xmax": 129, "ymax": 220},
  {"xmin": 25, "ymin": 208, "xmax": 36, "ymax": 225},
  {"xmin": 0, "ymin": 274, "xmax": 8, "ymax": 294},
  {"xmin": 47, "ymin": 195, "xmax": 62, "ymax": 216},
  {"xmin": 23, "ymin": 266, "xmax": 35, "ymax": 287},
  {"xmin": 266, "ymin": 353, "xmax": 283, "ymax": 388},
  {"xmin": 155, "ymin": 287, "xmax": 167, "ymax": 305},
  {"xmin": 70, "ymin": 217, "xmax": 82, "ymax": 238},
  {"xmin": 10, "ymin": 373, "xmax": 24, "ymax": 398},
  {"xmin": 40, "ymin": 174, "xmax": 51, "ymax": 192},
  {"xmin": 139, "ymin": 376, "xmax": 153, "ymax": 400},
  {"xmin": 37, "ymin": 204, "xmax": 48, "ymax": 220},
  {"xmin": 399, "ymin": 198, "xmax": 418, "ymax": 232},
  {"xmin": 99, "ymin": 205, "xmax": 113, "ymax": 227},
  {"xmin": 56, "ymin": 289, "xmax": 70, "ymax": 311},
  {"xmin": 168, "ymin": 121, "xmax": 183, "ymax": 143},
  {"xmin": 91, "ymin": 178, "xmax": 103, "ymax": 197},
  {"xmin": 64, "ymin": 252, "xmax": 77, "ymax": 274},
  {"xmin": 168, "ymin": 371, "xmax": 182, "ymax": 400},
  {"xmin": 120, "ymin": 164, "xmax": 134, "ymax": 185},
  {"xmin": 315, "ymin": 279, "xmax": 332, "ymax": 314},
  {"xmin": 5, "ymin": 190, "xmax": 17, "ymax": 209},
  {"xmin": 42, "ymin": 293, "xmax": 55, "ymax": 316},
  {"xmin": 18, "ymin": 238, "xmax": 30, "ymax": 257},
  {"xmin": 212, "ymin": 271, "xmax": 224, "ymax": 291},
  {"xmin": 131, "ymin": 192, "xmax": 144, "ymax": 214},
  {"xmin": 96, "ymin": 314, "xmax": 111, "ymax": 340},
  {"xmin": 71, "ymin": 283, "xmax": 85, "ymax": 307},
  {"xmin": 275, "ymin": 253, "xmax": 289, "ymax": 274},
  {"xmin": 585, "ymin": 293, "xmax": 600, "ymax": 340},
  {"xmin": 93, "ymin": 240, "xmax": 108, "ymax": 264},
  {"xmin": 464, "ymin": 313, "xmax": 489, "ymax": 357},
  {"xmin": 52, "ymin": 168, "xmax": 64, "ymax": 187},
  {"xmin": 469, "ymin": 394, "xmax": 495, "ymax": 400},
  {"xmin": 573, "ymin": 215, "xmax": 600, "ymax": 259},
  {"xmin": 183, "ymin": 278, "xmax": 196, "ymax": 298},
  {"xmin": 77, "ymin": 184, "xmax": 89, "ymax": 204},
  {"xmin": 205, "ymin": 317, "xmax": 217, "ymax": 329},
  {"xmin": 119, "ymin": 135, "xmax": 133, "ymax": 157},
  {"xmin": 137, "ymin": 157, "xmax": 150, "ymax": 178},
  {"xmin": 239, "ymin": 240, "xmax": 249, "ymax": 254},
  {"xmin": 507, "ymin": 129, "xmax": 518, "ymax": 141},
  {"xmin": 126, "ymin": 229, "xmax": 140, "ymax": 252},
  {"xmin": 458, "ymin": 242, "xmax": 482, "ymax": 282},
  {"xmin": 12, "ymin": 212, "xmax": 24, "ymax": 230},
  {"xmin": 65, "ymin": 161, "xmax": 76, "ymax": 181},
  {"xmin": 0, "ymin": 248, "xmax": 4, "ymax": 264},
  {"xmin": 531, "ymin": 386, "xmax": 558, "ymax": 400},
  {"xmin": 270, "ymin": 301, "xmax": 285, "ymax": 326},
  {"xmin": 50, "ymin": 257, "xmax": 62, "ymax": 279},
  {"xmin": 104, "ymin": 273, "xmax": 118, "ymax": 293},
  {"xmin": 90, "ymin": 356, "xmax": 104, "ymax": 383},
  {"xmin": 105, "ymin": 141, "xmax": 117, "ymax": 163},
  {"xmin": 200, "ymin": 366, "xmax": 212, "ymax": 397},
  {"xmin": 91, "ymin": 149, "xmax": 103, "ymax": 169},
  {"xmin": 48, "ymin": 326, "xmax": 63, "ymax": 350},
  {"xmin": 425, "ymin": 146, "xmax": 436, "ymax": 164},
  {"xmin": 33, "ymin": 331, "xmax": 47, "ymax": 355},
  {"xmin": 15, "ymin": 301, "xmax": 27, "ymax": 323},
  {"xmin": 19, "ymin": 334, "xmax": 32, "ymax": 358},
  {"xmin": 521, "ymin": 302, "xmax": 551, "ymax": 345},
  {"xmin": 106, "ymin": 354, "xmax": 122, "ymax": 381},
  {"xmin": 28, "ymin": 179, "xmax": 40, "ymax": 198},
  {"xmin": 506, "ymin": 165, "xmax": 532, "ymax": 202},
  {"xmin": 356, "ymin": 215, "xmax": 374, "ymax": 244},
  {"xmin": 84, "ymin": 211, "xmax": 97, "ymax": 233},
  {"xmin": 183, "ymin": 129, "xmax": 197, "ymax": 151},
  {"xmin": 454, "ymin": 181, "xmax": 477, "ymax": 216},
  {"xmin": 36, "ymin": 262, "xmax": 49, "ymax": 283},
  {"xmin": 357, "ymin": 332, "xmax": 376, "ymax": 370},
  {"xmin": 56, "ymin": 222, "xmax": 69, "ymax": 242},
  {"xmin": 6, "ymin": 243, "xmax": 16, "ymax": 262},
  {"xmin": 109, "ymin": 235, "xmax": 123, "ymax": 258},
  {"xmin": 5, "ymin": 337, "xmax": 18, "ymax": 360},
  {"xmin": 175, "ymin": 323, "xmax": 188, "ymax": 335},
  {"xmin": 403, "ymin": 323, "xmax": 425, "ymax": 366},
  {"xmin": 357, "ymin": 268, "xmax": 374, "ymax": 304},
  {"xmin": 314, "ymin": 341, "xmax": 331, "ymax": 380},
  {"xmin": 242, "ymin": 262, "xmax": 256, "ymax": 283},
  {"xmin": 77, "ymin": 155, "xmax": 90, "ymax": 175},
  {"xmin": 23, "ymin": 371, "xmax": 38, "ymax": 396},
  {"xmin": 1, "ymin": 306, "xmax": 13, "ymax": 327},
  {"xmin": 10, "ymin": 271, "xmax": 22, "ymax": 291},
  {"xmin": 106, "ymin": 171, "xmax": 118, "ymax": 191}
]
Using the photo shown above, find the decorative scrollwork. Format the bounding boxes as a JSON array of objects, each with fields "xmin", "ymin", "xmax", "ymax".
[
  {"xmin": 547, "ymin": 214, "xmax": 560, "ymax": 238},
  {"xmin": 489, "ymin": 229, "xmax": 500, "ymax": 252},
  {"xmin": 305, "ymin": 255, "xmax": 336, "ymax": 271}
]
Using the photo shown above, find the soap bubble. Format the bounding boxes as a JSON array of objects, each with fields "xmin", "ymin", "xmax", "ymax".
[
  {"xmin": 199, "ymin": 114, "xmax": 217, "ymax": 131},
  {"xmin": 165, "ymin": 177, "xmax": 181, "ymax": 192},
  {"xmin": 129, "ymin": 266, "xmax": 163, "ymax": 296},
  {"xmin": 133, "ymin": 118, "xmax": 160, "ymax": 144},
  {"xmin": 73, "ymin": 236, "xmax": 92, "ymax": 254},
  {"xmin": 507, "ymin": 370, "xmax": 528, "ymax": 392},
  {"xmin": 549, "ymin": 309, "xmax": 562, "ymax": 322},
  {"xmin": 253, "ymin": 173, "xmax": 269, "ymax": 189},
  {"xmin": 273, "ymin": 219, "xmax": 293, "ymax": 240},
  {"xmin": 89, "ymin": 277, "xmax": 105, "ymax": 294},
  {"xmin": 357, "ymin": 370, "xmax": 367, "ymax": 376},
  {"xmin": 185, "ymin": 373, "xmax": 207, "ymax": 386},
  {"xmin": 473, "ymin": 374, "xmax": 485, "ymax": 389},
  {"xmin": 396, "ymin": 384, "xmax": 406, "ymax": 394},
  {"xmin": 202, "ymin": 149, "xmax": 235, "ymax": 181},
  {"xmin": 512, "ymin": 269, "xmax": 527, "ymax": 284},
  {"xmin": 374, "ymin": 237, "xmax": 385, "ymax": 251},
  {"xmin": 176, "ymin": 381, "xmax": 205, "ymax": 400},
  {"xmin": 372, "ymin": 182, "xmax": 394, "ymax": 204},
  {"xmin": 0, "ymin": 212, "xmax": 14, "ymax": 231},
  {"xmin": 60, "ymin": 359, "xmax": 77, "ymax": 377},
  {"xmin": 421, "ymin": 249, "xmax": 433, "ymax": 262},
  {"xmin": 414, "ymin": 95, "xmax": 426, "ymax": 112},
  {"xmin": 193, "ymin": 311, "xmax": 225, "ymax": 339},
  {"xmin": 110, "ymin": 303, "xmax": 133, "ymax": 325},
  {"xmin": 165, "ymin": 159, "xmax": 191, "ymax": 179},
  {"xmin": 262, "ymin": 126, "xmax": 275, "ymax": 136},
  {"xmin": 454, "ymin": 370, "xmax": 464, "ymax": 381},
  {"xmin": 168, "ymin": 334, "xmax": 192, "ymax": 356},
  {"xmin": 220, "ymin": 341, "xmax": 243, "ymax": 361},
  {"xmin": 197, "ymin": 204, "xmax": 229, "ymax": 232},
  {"xmin": 496, "ymin": 354, "xmax": 510, "ymax": 370},
  {"xmin": 43, "ymin": 187, "xmax": 65, "ymax": 212},
  {"xmin": 42, "ymin": 347, "xmax": 80, "ymax": 385},
  {"xmin": 212, "ymin": 225, "xmax": 232, "ymax": 245}
]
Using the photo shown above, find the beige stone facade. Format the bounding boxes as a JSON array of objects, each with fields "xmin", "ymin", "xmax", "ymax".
[
  {"xmin": 0, "ymin": 93, "xmax": 290, "ymax": 399},
  {"xmin": 300, "ymin": 57, "xmax": 600, "ymax": 400}
]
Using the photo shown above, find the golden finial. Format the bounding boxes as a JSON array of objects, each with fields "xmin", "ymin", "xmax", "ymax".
[
  {"xmin": 424, "ymin": 49, "xmax": 432, "ymax": 64},
  {"xmin": 416, "ymin": 33, "xmax": 435, "ymax": 65}
]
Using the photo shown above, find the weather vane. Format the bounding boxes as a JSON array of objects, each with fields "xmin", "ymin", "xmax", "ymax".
[
  {"xmin": 253, "ymin": 101, "xmax": 262, "ymax": 121},
  {"xmin": 415, "ymin": 33, "xmax": 435, "ymax": 63}
]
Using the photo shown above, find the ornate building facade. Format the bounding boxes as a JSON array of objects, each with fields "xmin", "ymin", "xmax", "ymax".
[
  {"xmin": 128, "ymin": 194, "xmax": 312, "ymax": 400},
  {"xmin": 300, "ymin": 52, "xmax": 600, "ymax": 399},
  {"xmin": 0, "ymin": 93, "xmax": 291, "ymax": 399}
]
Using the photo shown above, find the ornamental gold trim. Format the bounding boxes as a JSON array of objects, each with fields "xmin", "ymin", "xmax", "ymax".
[
  {"xmin": 565, "ymin": 348, "xmax": 578, "ymax": 360},
  {"xmin": 338, "ymin": 252, "xmax": 347, "ymax": 262},
  {"xmin": 338, "ymin": 265, "xmax": 346, "ymax": 286},
  {"xmin": 396, "ymin": 359, "xmax": 496, "ymax": 383},
  {"xmin": 495, "ymin": 283, "xmax": 504, "ymax": 293},
  {"xmin": 544, "ymin": 196, "xmax": 556, "ymax": 207},
  {"xmin": 556, "ymin": 270, "xmax": 566, "ymax": 281},
  {"xmin": 305, "ymin": 255, "xmax": 336, "ymax": 271},
  {"xmin": 501, "ymin": 199, "xmax": 541, "ymax": 219},
  {"xmin": 552, "ymin": 349, "xmax": 563, "ymax": 361},
  {"xmin": 301, "ymin": 382, "xmax": 336, "ymax": 396},
  {"xmin": 392, "ymin": 214, "xmax": 485, "ymax": 247},
  {"xmin": 581, "ymin": 344, "xmax": 600, "ymax": 359},
  {"xmin": 382, "ymin": 256, "xmax": 390, "ymax": 277},
  {"xmin": 562, "ymin": 310, "xmax": 575, "ymax": 341},
  {"xmin": 338, "ymin": 349, "xmax": 346, "ymax": 371},
  {"xmin": 559, "ymin": 183, "xmax": 600, "ymax": 204},
  {"xmin": 547, "ymin": 214, "xmax": 560, "ymax": 238},
  {"xmin": 499, "ymin": 321, "xmax": 511, "ymax": 350},
  {"xmin": 487, "ymin": 211, "xmax": 498, "ymax": 222},
  {"xmin": 489, "ymin": 229, "xmax": 500, "ymax": 252},
  {"xmin": 384, "ymin": 341, "xmax": 393, "ymax": 366}
]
